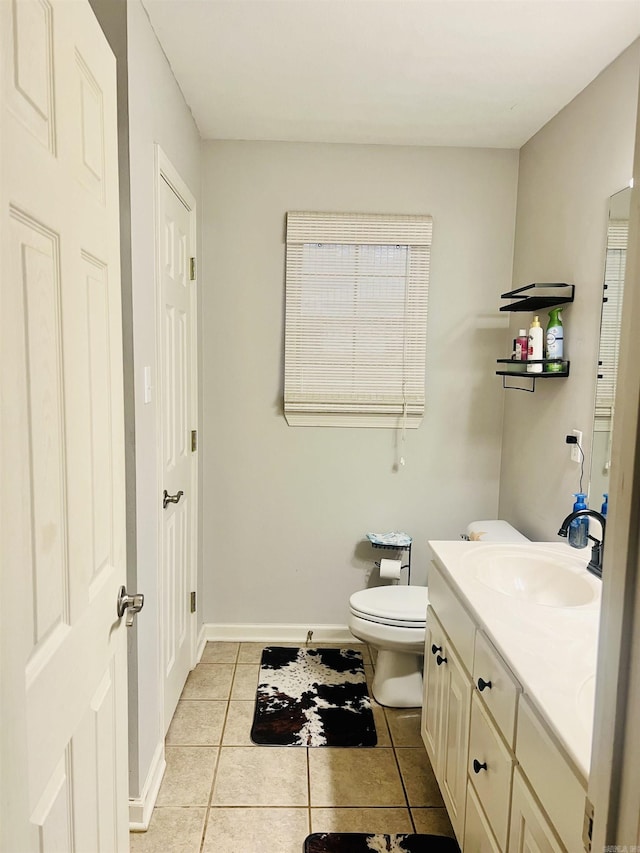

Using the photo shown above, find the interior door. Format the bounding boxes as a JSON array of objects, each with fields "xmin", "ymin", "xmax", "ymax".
[
  {"xmin": 159, "ymin": 172, "xmax": 194, "ymax": 730},
  {"xmin": 0, "ymin": 1, "xmax": 129, "ymax": 850}
]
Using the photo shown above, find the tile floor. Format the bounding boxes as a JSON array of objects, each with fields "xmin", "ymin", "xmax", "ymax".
[{"xmin": 130, "ymin": 642, "xmax": 456, "ymax": 852}]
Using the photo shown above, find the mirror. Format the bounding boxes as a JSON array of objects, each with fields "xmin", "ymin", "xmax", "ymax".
[{"xmin": 590, "ymin": 187, "xmax": 631, "ymax": 507}]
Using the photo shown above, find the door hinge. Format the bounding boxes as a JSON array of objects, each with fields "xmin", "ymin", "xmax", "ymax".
[
  {"xmin": 582, "ymin": 796, "xmax": 594, "ymax": 853},
  {"xmin": 189, "ymin": 257, "xmax": 196, "ymax": 281},
  {"xmin": 191, "ymin": 429, "xmax": 197, "ymax": 452},
  {"xmin": 190, "ymin": 591, "xmax": 196, "ymax": 613}
]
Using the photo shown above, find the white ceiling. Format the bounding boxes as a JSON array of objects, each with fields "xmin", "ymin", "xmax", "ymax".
[{"xmin": 142, "ymin": 0, "xmax": 640, "ymax": 148}]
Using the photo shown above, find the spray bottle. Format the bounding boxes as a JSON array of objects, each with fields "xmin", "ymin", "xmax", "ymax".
[{"xmin": 545, "ymin": 307, "xmax": 564, "ymax": 373}]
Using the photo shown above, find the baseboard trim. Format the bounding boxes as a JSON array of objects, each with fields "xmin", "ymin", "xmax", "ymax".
[
  {"xmin": 201, "ymin": 622, "xmax": 358, "ymax": 644},
  {"xmin": 196, "ymin": 622, "xmax": 208, "ymax": 662},
  {"xmin": 128, "ymin": 741, "xmax": 166, "ymax": 832}
]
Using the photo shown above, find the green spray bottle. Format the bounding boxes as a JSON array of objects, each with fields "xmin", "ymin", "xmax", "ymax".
[{"xmin": 545, "ymin": 307, "xmax": 564, "ymax": 372}]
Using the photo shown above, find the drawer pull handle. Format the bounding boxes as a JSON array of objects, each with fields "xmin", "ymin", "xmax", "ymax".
[
  {"xmin": 436, "ymin": 654, "xmax": 447, "ymax": 666},
  {"xmin": 473, "ymin": 759, "xmax": 488, "ymax": 774},
  {"xmin": 477, "ymin": 677, "xmax": 492, "ymax": 692},
  {"xmin": 431, "ymin": 644, "xmax": 442, "ymax": 655}
]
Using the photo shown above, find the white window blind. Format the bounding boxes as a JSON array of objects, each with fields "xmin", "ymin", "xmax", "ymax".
[
  {"xmin": 594, "ymin": 219, "xmax": 628, "ymax": 433},
  {"xmin": 284, "ymin": 211, "xmax": 432, "ymax": 427}
]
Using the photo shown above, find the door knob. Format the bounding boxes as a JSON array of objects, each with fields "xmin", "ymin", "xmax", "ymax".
[
  {"xmin": 163, "ymin": 489, "xmax": 184, "ymax": 509},
  {"xmin": 117, "ymin": 585, "xmax": 145, "ymax": 627}
]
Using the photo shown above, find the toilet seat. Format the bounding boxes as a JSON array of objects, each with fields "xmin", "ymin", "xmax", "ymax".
[{"xmin": 349, "ymin": 585, "xmax": 428, "ymax": 629}]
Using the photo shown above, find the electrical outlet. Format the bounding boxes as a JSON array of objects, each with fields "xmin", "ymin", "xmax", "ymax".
[{"xmin": 571, "ymin": 429, "xmax": 583, "ymax": 463}]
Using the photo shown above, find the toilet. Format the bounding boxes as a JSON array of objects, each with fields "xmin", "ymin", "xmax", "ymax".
[{"xmin": 349, "ymin": 520, "xmax": 528, "ymax": 708}]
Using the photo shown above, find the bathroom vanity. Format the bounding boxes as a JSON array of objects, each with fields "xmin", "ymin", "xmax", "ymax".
[{"xmin": 421, "ymin": 540, "xmax": 601, "ymax": 852}]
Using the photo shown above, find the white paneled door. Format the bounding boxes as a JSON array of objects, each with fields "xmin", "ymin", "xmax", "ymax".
[
  {"xmin": 0, "ymin": 1, "xmax": 129, "ymax": 851},
  {"xmin": 158, "ymin": 165, "xmax": 196, "ymax": 731}
]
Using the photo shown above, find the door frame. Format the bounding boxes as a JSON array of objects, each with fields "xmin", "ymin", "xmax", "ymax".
[{"xmin": 153, "ymin": 144, "xmax": 199, "ymax": 736}]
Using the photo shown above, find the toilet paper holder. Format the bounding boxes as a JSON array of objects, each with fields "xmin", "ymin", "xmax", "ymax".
[{"xmin": 372, "ymin": 541, "xmax": 412, "ymax": 584}]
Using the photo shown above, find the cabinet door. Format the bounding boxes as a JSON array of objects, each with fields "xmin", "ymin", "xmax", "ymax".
[
  {"xmin": 508, "ymin": 767, "xmax": 564, "ymax": 853},
  {"xmin": 439, "ymin": 640, "xmax": 472, "ymax": 842},
  {"xmin": 421, "ymin": 609, "xmax": 445, "ymax": 767},
  {"xmin": 464, "ymin": 785, "xmax": 501, "ymax": 853}
]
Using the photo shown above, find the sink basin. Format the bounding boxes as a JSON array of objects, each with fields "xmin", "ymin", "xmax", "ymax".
[{"xmin": 464, "ymin": 545, "xmax": 598, "ymax": 607}]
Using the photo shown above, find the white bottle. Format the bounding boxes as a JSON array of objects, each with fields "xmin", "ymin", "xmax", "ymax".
[{"xmin": 527, "ymin": 315, "xmax": 543, "ymax": 373}]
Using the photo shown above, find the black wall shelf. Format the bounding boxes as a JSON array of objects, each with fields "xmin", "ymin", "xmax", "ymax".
[
  {"xmin": 499, "ymin": 282, "xmax": 575, "ymax": 313},
  {"xmin": 496, "ymin": 283, "xmax": 574, "ymax": 391},
  {"xmin": 496, "ymin": 359, "xmax": 570, "ymax": 392}
]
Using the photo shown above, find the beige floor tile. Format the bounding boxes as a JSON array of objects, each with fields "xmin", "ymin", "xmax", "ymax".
[
  {"xmin": 166, "ymin": 701, "xmax": 227, "ymax": 746},
  {"xmin": 309, "ymin": 749, "xmax": 405, "ymax": 807},
  {"xmin": 237, "ymin": 642, "xmax": 271, "ymax": 663},
  {"xmin": 385, "ymin": 708, "xmax": 423, "ymax": 747},
  {"xmin": 222, "ymin": 701, "xmax": 256, "ymax": 746},
  {"xmin": 130, "ymin": 807, "xmax": 206, "ymax": 852},
  {"xmin": 310, "ymin": 807, "xmax": 413, "ymax": 834},
  {"xmin": 212, "ymin": 746, "xmax": 308, "ymax": 806},
  {"xmin": 200, "ymin": 642, "xmax": 239, "ymax": 663},
  {"xmin": 371, "ymin": 704, "xmax": 391, "ymax": 747},
  {"xmin": 230, "ymin": 663, "xmax": 260, "ymax": 700},
  {"xmin": 203, "ymin": 807, "xmax": 309, "ymax": 853},
  {"xmin": 180, "ymin": 663, "xmax": 234, "ymax": 700},
  {"xmin": 395, "ymin": 748, "xmax": 444, "ymax": 807},
  {"xmin": 156, "ymin": 747, "xmax": 218, "ymax": 806},
  {"xmin": 411, "ymin": 807, "xmax": 456, "ymax": 838}
]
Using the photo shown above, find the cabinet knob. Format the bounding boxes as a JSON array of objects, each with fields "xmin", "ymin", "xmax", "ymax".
[
  {"xmin": 473, "ymin": 759, "xmax": 488, "ymax": 774},
  {"xmin": 436, "ymin": 654, "xmax": 447, "ymax": 666},
  {"xmin": 431, "ymin": 644, "xmax": 442, "ymax": 655},
  {"xmin": 477, "ymin": 677, "xmax": 492, "ymax": 692}
]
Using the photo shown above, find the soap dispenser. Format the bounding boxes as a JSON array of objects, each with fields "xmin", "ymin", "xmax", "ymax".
[{"xmin": 568, "ymin": 493, "xmax": 589, "ymax": 548}]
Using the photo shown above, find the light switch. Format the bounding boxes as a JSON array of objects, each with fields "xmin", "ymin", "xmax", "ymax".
[{"xmin": 144, "ymin": 366, "xmax": 152, "ymax": 403}]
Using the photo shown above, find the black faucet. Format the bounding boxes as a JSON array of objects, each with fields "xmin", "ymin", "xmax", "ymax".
[{"xmin": 558, "ymin": 509, "xmax": 606, "ymax": 578}]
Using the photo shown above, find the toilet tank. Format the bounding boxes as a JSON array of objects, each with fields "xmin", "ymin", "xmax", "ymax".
[{"xmin": 465, "ymin": 520, "xmax": 529, "ymax": 543}]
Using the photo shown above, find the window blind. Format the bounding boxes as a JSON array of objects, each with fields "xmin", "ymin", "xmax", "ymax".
[
  {"xmin": 594, "ymin": 219, "xmax": 628, "ymax": 432},
  {"xmin": 284, "ymin": 212, "xmax": 432, "ymax": 427}
]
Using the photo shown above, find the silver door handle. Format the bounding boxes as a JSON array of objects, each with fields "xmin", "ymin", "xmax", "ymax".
[
  {"xmin": 117, "ymin": 585, "xmax": 145, "ymax": 627},
  {"xmin": 163, "ymin": 489, "xmax": 184, "ymax": 510}
]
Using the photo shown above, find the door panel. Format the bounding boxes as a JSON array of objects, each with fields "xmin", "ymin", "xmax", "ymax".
[
  {"xmin": 1, "ymin": 1, "xmax": 128, "ymax": 850},
  {"xmin": 160, "ymin": 175, "xmax": 194, "ymax": 729}
]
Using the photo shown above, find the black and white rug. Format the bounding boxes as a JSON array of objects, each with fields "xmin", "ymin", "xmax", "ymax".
[
  {"xmin": 303, "ymin": 833, "xmax": 460, "ymax": 852},
  {"xmin": 250, "ymin": 647, "xmax": 377, "ymax": 747}
]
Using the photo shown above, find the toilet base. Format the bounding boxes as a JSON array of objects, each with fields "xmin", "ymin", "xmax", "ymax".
[{"xmin": 371, "ymin": 649, "xmax": 424, "ymax": 708}]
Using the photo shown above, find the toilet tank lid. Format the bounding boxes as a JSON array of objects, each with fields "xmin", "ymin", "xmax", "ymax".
[
  {"xmin": 349, "ymin": 585, "xmax": 428, "ymax": 622},
  {"xmin": 466, "ymin": 520, "xmax": 529, "ymax": 542}
]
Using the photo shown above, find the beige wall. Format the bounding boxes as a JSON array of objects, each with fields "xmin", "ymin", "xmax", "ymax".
[
  {"xmin": 499, "ymin": 42, "xmax": 640, "ymax": 540},
  {"xmin": 201, "ymin": 141, "xmax": 519, "ymax": 626}
]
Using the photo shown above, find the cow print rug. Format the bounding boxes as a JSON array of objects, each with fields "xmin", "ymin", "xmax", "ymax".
[
  {"xmin": 250, "ymin": 647, "xmax": 377, "ymax": 747},
  {"xmin": 304, "ymin": 833, "xmax": 460, "ymax": 852}
]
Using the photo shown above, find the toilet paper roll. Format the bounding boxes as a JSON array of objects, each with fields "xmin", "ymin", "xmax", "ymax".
[{"xmin": 380, "ymin": 558, "xmax": 402, "ymax": 580}]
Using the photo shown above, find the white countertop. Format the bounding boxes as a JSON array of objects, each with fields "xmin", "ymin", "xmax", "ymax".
[{"xmin": 428, "ymin": 540, "xmax": 601, "ymax": 780}]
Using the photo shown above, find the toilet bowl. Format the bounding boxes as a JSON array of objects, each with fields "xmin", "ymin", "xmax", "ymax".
[
  {"xmin": 350, "ymin": 520, "xmax": 529, "ymax": 708},
  {"xmin": 349, "ymin": 585, "xmax": 428, "ymax": 708}
]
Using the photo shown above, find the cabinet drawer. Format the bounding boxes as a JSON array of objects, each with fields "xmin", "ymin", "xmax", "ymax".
[
  {"xmin": 464, "ymin": 784, "xmax": 501, "ymax": 853},
  {"xmin": 468, "ymin": 693, "xmax": 514, "ymax": 850},
  {"xmin": 473, "ymin": 631, "xmax": 520, "ymax": 748},
  {"xmin": 428, "ymin": 560, "xmax": 475, "ymax": 673},
  {"xmin": 516, "ymin": 696, "xmax": 586, "ymax": 853}
]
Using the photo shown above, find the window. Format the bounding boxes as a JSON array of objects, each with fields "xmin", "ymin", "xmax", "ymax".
[
  {"xmin": 284, "ymin": 211, "xmax": 432, "ymax": 427},
  {"xmin": 595, "ymin": 219, "xmax": 628, "ymax": 434}
]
